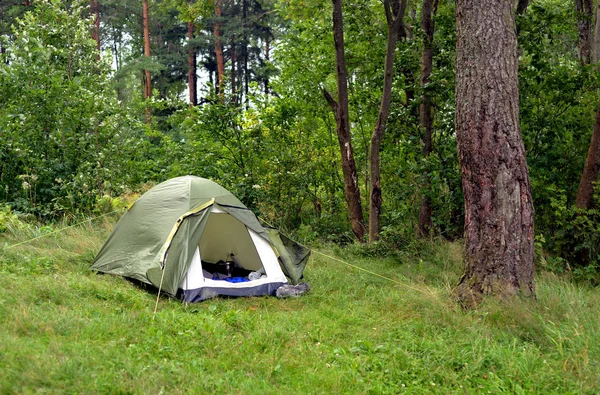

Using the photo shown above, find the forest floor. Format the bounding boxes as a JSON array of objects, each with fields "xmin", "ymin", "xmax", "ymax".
[{"xmin": 0, "ymin": 216, "xmax": 598, "ymax": 394}]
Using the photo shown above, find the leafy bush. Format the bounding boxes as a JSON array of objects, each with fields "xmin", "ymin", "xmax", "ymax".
[
  {"xmin": 0, "ymin": 205, "xmax": 26, "ymax": 233},
  {"xmin": 538, "ymin": 186, "xmax": 600, "ymax": 283}
]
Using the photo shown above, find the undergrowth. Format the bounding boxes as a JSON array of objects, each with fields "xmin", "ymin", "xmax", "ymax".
[{"xmin": 0, "ymin": 216, "xmax": 599, "ymax": 394}]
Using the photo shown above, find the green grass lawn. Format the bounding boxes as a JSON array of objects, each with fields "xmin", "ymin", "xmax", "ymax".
[{"xmin": 0, "ymin": 218, "xmax": 599, "ymax": 394}]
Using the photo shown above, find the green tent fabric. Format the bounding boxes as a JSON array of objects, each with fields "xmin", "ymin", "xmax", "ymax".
[
  {"xmin": 265, "ymin": 228, "xmax": 310, "ymax": 284},
  {"xmin": 91, "ymin": 176, "xmax": 310, "ymax": 301}
]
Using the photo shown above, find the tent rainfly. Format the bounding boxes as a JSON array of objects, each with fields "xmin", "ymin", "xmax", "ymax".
[{"xmin": 91, "ymin": 176, "xmax": 310, "ymax": 302}]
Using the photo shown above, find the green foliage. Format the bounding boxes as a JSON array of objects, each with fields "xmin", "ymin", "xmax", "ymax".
[
  {"xmin": 0, "ymin": 0, "xmax": 149, "ymax": 217},
  {"xmin": 536, "ymin": 185, "xmax": 600, "ymax": 283},
  {"xmin": 0, "ymin": 205, "xmax": 27, "ymax": 234}
]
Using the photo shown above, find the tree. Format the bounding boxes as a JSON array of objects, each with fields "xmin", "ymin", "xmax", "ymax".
[
  {"xmin": 0, "ymin": 0, "xmax": 144, "ymax": 215},
  {"xmin": 324, "ymin": 0, "xmax": 365, "ymax": 242},
  {"xmin": 90, "ymin": 0, "xmax": 100, "ymax": 52},
  {"xmin": 368, "ymin": 0, "xmax": 406, "ymax": 242},
  {"xmin": 143, "ymin": 0, "xmax": 152, "ymax": 122},
  {"xmin": 417, "ymin": 0, "xmax": 438, "ymax": 237},
  {"xmin": 454, "ymin": 0, "xmax": 535, "ymax": 306},
  {"xmin": 575, "ymin": 0, "xmax": 593, "ymax": 65},
  {"xmin": 575, "ymin": 0, "xmax": 600, "ymax": 209},
  {"xmin": 213, "ymin": 0, "xmax": 225, "ymax": 96}
]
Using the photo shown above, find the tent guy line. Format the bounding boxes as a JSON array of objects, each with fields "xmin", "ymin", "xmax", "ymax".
[
  {"xmin": 2, "ymin": 189, "xmax": 436, "ymax": 301},
  {"xmin": 1, "ymin": 208, "xmax": 126, "ymax": 251}
]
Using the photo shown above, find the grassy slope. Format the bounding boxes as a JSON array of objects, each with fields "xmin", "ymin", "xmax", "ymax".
[{"xmin": 0, "ymin": 219, "xmax": 599, "ymax": 394}]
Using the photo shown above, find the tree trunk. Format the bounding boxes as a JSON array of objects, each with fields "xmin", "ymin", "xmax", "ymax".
[
  {"xmin": 594, "ymin": 2, "xmax": 600, "ymax": 63},
  {"xmin": 368, "ymin": 0, "xmax": 406, "ymax": 242},
  {"xmin": 575, "ymin": 0, "xmax": 600, "ymax": 209},
  {"xmin": 143, "ymin": 0, "xmax": 152, "ymax": 123},
  {"xmin": 417, "ymin": 0, "xmax": 438, "ymax": 237},
  {"xmin": 576, "ymin": 102, "xmax": 600, "ymax": 209},
  {"xmin": 90, "ymin": 0, "xmax": 100, "ymax": 52},
  {"xmin": 214, "ymin": 0, "xmax": 225, "ymax": 97},
  {"xmin": 264, "ymin": 36, "xmax": 270, "ymax": 97},
  {"xmin": 187, "ymin": 20, "xmax": 197, "ymax": 106},
  {"xmin": 326, "ymin": 0, "xmax": 365, "ymax": 242},
  {"xmin": 515, "ymin": 0, "xmax": 528, "ymax": 35},
  {"xmin": 231, "ymin": 33, "xmax": 237, "ymax": 104},
  {"xmin": 454, "ymin": 0, "xmax": 535, "ymax": 307},
  {"xmin": 575, "ymin": 0, "xmax": 593, "ymax": 65},
  {"xmin": 243, "ymin": 0, "xmax": 250, "ymax": 108}
]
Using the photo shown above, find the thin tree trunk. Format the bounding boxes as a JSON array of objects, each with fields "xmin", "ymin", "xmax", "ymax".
[
  {"xmin": 326, "ymin": 0, "xmax": 365, "ymax": 242},
  {"xmin": 417, "ymin": 0, "xmax": 438, "ymax": 237},
  {"xmin": 576, "ymin": 102, "xmax": 600, "ymax": 208},
  {"xmin": 594, "ymin": 2, "xmax": 600, "ymax": 62},
  {"xmin": 515, "ymin": 0, "xmax": 528, "ymax": 36},
  {"xmin": 454, "ymin": 0, "xmax": 535, "ymax": 307},
  {"xmin": 188, "ymin": 20, "xmax": 197, "ymax": 106},
  {"xmin": 243, "ymin": 0, "xmax": 250, "ymax": 107},
  {"xmin": 231, "ymin": 34, "xmax": 236, "ymax": 104},
  {"xmin": 264, "ymin": 36, "xmax": 270, "ymax": 97},
  {"xmin": 90, "ymin": 0, "xmax": 100, "ymax": 52},
  {"xmin": 576, "ymin": 0, "xmax": 593, "ymax": 64},
  {"xmin": 143, "ymin": 0, "xmax": 152, "ymax": 123},
  {"xmin": 368, "ymin": 0, "xmax": 406, "ymax": 242},
  {"xmin": 575, "ymin": 0, "xmax": 600, "ymax": 209},
  {"xmin": 214, "ymin": 0, "xmax": 225, "ymax": 97}
]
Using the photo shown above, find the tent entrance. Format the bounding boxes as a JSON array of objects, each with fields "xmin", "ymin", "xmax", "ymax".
[{"xmin": 180, "ymin": 206, "xmax": 273, "ymax": 290}]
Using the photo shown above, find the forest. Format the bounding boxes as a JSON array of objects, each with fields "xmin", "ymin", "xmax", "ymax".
[
  {"xmin": 1, "ymin": 0, "xmax": 600, "ymax": 293},
  {"xmin": 2, "ymin": 0, "xmax": 600, "ymax": 392}
]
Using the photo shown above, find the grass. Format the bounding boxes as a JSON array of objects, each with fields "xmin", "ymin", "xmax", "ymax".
[{"xmin": 0, "ymin": 217, "xmax": 599, "ymax": 394}]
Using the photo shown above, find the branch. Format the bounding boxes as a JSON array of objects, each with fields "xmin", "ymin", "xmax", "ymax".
[
  {"xmin": 322, "ymin": 88, "xmax": 338, "ymax": 114},
  {"xmin": 383, "ymin": 0, "xmax": 392, "ymax": 26}
]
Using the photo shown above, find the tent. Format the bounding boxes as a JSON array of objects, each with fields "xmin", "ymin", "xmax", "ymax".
[{"xmin": 91, "ymin": 176, "xmax": 310, "ymax": 302}]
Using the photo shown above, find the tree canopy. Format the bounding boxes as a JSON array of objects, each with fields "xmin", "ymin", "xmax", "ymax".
[{"xmin": 1, "ymin": 0, "xmax": 600, "ymax": 284}]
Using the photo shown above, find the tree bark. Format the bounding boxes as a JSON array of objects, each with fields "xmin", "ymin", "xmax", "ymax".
[
  {"xmin": 454, "ymin": 0, "xmax": 535, "ymax": 307},
  {"xmin": 575, "ymin": 0, "xmax": 593, "ymax": 65},
  {"xmin": 327, "ymin": 0, "xmax": 365, "ymax": 241},
  {"xmin": 417, "ymin": 0, "xmax": 438, "ymax": 237},
  {"xmin": 231, "ymin": 33, "xmax": 237, "ymax": 104},
  {"xmin": 143, "ymin": 0, "xmax": 152, "ymax": 123},
  {"xmin": 594, "ymin": 2, "xmax": 600, "ymax": 63},
  {"xmin": 575, "ymin": 0, "xmax": 600, "ymax": 209},
  {"xmin": 214, "ymin": 0, "xmax": 225, "ymax": 97},
  {"xmin": 264, "ymin": 36, "xmax": 270, "ymax": 97},
  {"xmin": 576, "ymin": 102, "xmax": 600, "ymax": 209},
  {"xmin": 90, "ymin": 0, "xmax": 100, "ymax": 52},
  {"xmin": 187, "ymin": 19, "xmax": 197, "ymax": 106},
  {"xmin": 368, "ymin": 0, "xmax": 406, "ymax": 242}
]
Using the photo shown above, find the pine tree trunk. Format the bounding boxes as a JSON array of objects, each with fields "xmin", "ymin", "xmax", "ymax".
[
  {"xmin": 143, "ymin": 0, "xmax": 152, "ymax": 123},
  {"xmin": 368, "ymin": 0, "xmax": 405, "ymax": 242},
  {"xmin": 243, "ymin": 0, "xmax": 250, "ymax": 107},
  {"xmin": 90, "ymin": 0, "xmax": 100, "ymax": 52},
  {"xmin": 214, "ymin": 0, "xmax": 225, "ymax": 97},
  {"xmin": 187, "ymin": 20, "xmax": 197, "ymax": 106},
  {"xmin": 231, "ymin": 34, "xmax": 236, "ymax": 104},
  {"xmin": 417, "ymin": 0, "xmax": 437, "ymax": 237},
  {"xmin": 327, "ymin": 0, "xmax": 365, "ymax": 241},
  {"xmin": 576, "ymin": 0, "xmax": 593, "ymax": 64},
  {"xmin": 454, "ymin": 0, "xmax": 535, "ymax": 307}
]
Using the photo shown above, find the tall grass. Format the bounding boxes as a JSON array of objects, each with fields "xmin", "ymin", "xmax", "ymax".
[{"xmin": 0, "ymin": 218, "xmax": 599, "ymax": 394}]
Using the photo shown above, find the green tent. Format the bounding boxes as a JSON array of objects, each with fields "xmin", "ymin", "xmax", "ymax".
[{"xmin": 91, "ymin": 176, "xmax": 310, "ymax": 302}]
